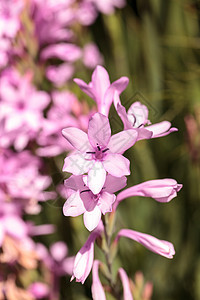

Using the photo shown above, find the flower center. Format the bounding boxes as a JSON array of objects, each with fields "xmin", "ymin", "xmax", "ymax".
[
  {"xmin": 17, "ymin": 100, "xmax": 25, "ymax": 110},
  {"xmin": 86, "ymin": 143, "xmax": 109, "ymax": 161},
  {"xmin": 80, "ymin": 186, "xmax": 106, "ymax": 203}
]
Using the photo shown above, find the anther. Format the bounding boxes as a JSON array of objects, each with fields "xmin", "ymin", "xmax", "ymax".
[
  {"xmin": 80, "ymin": 189, "xmax": 90, "ymax": 194},
  {"xmin": 131, "ymin": 114, "xmax": 136, "ymax": 127},
  {"xmin": 96, "ymin": 143, "xmax": 101, "ymax": 151},
  {"xmin": 102, "ymin": 148, "xmax": 109, "ymax": 153}
]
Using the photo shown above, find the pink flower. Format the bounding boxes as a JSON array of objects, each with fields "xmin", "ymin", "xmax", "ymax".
[
  {"xmin": 0, "ymin": 203, "xmax": 28, "ymax": 246},
  {"xmin": 71, "ymin": 224, "xmax": 103, "ymax": 283},
  {"xmin": 118, "ymin": 268, "xmax": 133, "ymax": 300},
  {"xmin": 116, "ymin": 229, "xmax": 175, "ymax": 259},
  {"xmin": 0, "ymin": 150, "xmax": 55, "ymax": 213},
  {"xmin": 0, "ymin": 69, "xmax": 50, "ymax": 150},
  {"xmin": 0, "ymin": 39, "xmax": 10, "ymax": 68},
  {"xmin": 83, "ymin": 43, "xmax": 104, "ymax": 69},
  {"xmin": 63, "ymin": 174, "xmax": 126, "ymax": 231},
  {"xmin": 28, "ymin": 282, "xmax": 49, "ymax": 299},
  {"xmin": 91, "ymin": 260, "xmax": 106, "ymax": 300},
  {"xmin": 114, "ymin": 178, "xmax": 182, "ymax": 209},
  {"xmin": 50, "ymin": 241, "xmax": 74, "ymax": 276},
  {"xmin": 74, "ymin": 65, "xmax": 129, "ymax": 116},
  {"xmin": 32, "ymin": 0, "xmax": 75, "ymax": 46},
  {"xmin": 37, "ymin": 91, "xmax": 91, "ymax": 157},
  {"xmin": 114, "ymin": 95, "xmax": 178, "ymax": 140},
  {"xmin": 76, "ymin": 2, "xmax": 97, "ymax": 26},
  {"xmin": 46, "ymin": 63, "xmax": 74, "ymax": 86},
  {"xmin": 62, "ymin": 112, "xmax": 137, "ymax": 194},
  {"xmin": 41, "ymin": 43, "xmax": 82, "ymax": 62},
  {"xmin": 30, "ymin": 224, "xmax": 55, "ymax": 236},
  {"xmin": 0, "ymin": 0, "xmax": 23, "ymax": 39},
  {"xmin": 90, "ymin": 0, "xmax": 126, "ymax": 15},
  {"xmin": 36, "ymin": 241, "xmax": 74, "ymax": 276}
]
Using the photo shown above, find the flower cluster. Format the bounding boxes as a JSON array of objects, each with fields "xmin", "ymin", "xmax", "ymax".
[
  {"xmin": 62, "ymin": 66, "xmax": 182, "ymax": 298},
  {"xmin": 0, "ymin": 1, "xmax": 129, "ymax": 298},
  {"xmin": 0, "ymin": 0, "xmax": 182, "ymax": 297}
]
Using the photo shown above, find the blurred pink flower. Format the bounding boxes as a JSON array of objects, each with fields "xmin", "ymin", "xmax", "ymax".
[
  {"xmin": 36, "ymin": 241, "xmax": 74, "ymax": 276},
  {"xmin": 0, "ymin": 150, "xmax": 55, "ymax": 212},
  {"xmin": 0, "ymin": 0, "xmax": 23, "ymax": 38},
  {"xmin": 32, "ymin": 0, "xmax": 75, "ymax": 46},
  {"xmin": 118, "ymin": 268, "xmax": 133, "ymax": 300},
  {"xmin": 63, "ymin": 174, "xmax": 126, "ymax": 231},
  {"xmin": 0, "ymin": 39, "xmax": 10, "ymax": 68},
  {"xmin": 83, "ymin": 43, "xmax": 104, "ymax": 69},
  {"xmin": 89, "ymin": 0, "xmax": 126, "ymax": 15},
  {"xmin": 71, "ymin": 223, "xmax": 103, "ymax": 283},
  {"xmin": 91, "ymin": 260, "xmax": 106, "ymax": 300},
  {"xmin": 116, "ymin": 229, "xmax": 175, "ymax": 259},
  {"xmin": 46, "ymin": 63, "xmax": 74, "ymax": 86},
  {"xmin": 76, "ymin": 2, "xmax": 97, "ymax": 25},
  {"xmin": 29, "ymin": 224, "xmax": 55, "ymax": 236},
  {"xmin": 62, "ymin": 112, "xmax": 137, "ymax": 193},
  {"xmin": 28, "ymin": 282, "xmax": 49, "ymax": 299},
  {"xmin": 0, "ymin": 202, "xmax": 28, "ymax": 246},
  {"xmin": 41, "ymin": 43, "xmax": 82, "ymax": 61},
  {"xmin": 74, "ymin": 65, "xmax": 129, "ymax": 116},
  {"xmin": 114, "ymin": 178, "xmax": 182, "ymax": 209},
  {"xmin": 37, "ymin": 91, "xmax": 91, "ymax": 156},
  {"xmin": 0, "ymin": 69, "xmax": 50, "ymax": 150}
]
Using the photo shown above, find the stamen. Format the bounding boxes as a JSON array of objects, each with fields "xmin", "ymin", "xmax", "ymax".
[
  {"xmin": 131, "ymin": 114, "xmax": 136, "ymax": 127},
  {"xmin": 138, "ymin": 123, "xmax": 144, "ymax": 128},
  {"xmin": 102, "ymin": 148, "xmax": 109, "ymax": 153},
  {"xmin": 96, "ymin": 143, "xmax": 101, "ymax": 151},
  {"xmin": 86, "ymin": 151, "xmax": 95, "ymax": 154},
  {"xmin": 80, "ymin": 189, "xmax": 90, "ymax": 194}
]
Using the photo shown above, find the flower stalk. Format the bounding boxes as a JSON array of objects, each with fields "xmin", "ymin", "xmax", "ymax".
[{"xmin": 101, "ymin": 214, "xmax": 121, "ymax": 300}]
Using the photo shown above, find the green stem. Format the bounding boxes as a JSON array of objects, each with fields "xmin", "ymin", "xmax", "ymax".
[{"xmin": 102, "ymin": 214, "xmax": 121, "ymax": 300}]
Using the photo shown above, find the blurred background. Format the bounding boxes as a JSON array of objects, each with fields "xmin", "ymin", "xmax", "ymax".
[{"xmin": 0, "ymin": 0, "xmax": 200, "ymax": 299}]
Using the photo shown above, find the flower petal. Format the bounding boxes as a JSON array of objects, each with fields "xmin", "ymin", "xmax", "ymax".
[
  {"xmin": 62, "ymin": 127, "xmax": 92, "ymax": 152},
  {"xmin": 88, "ymin": 161, "xmax": 106, "ymax": 194},
  {"xmin": 115, "ymin": 101, "xmax": 132, "ymax": 130},
  {"xmin": 84, "ymin": 206, "xmax": 102, "ymax": 231},
  {"xmin": 50, "ymin": 241, "xmax": 68, "ymax": 261},
  {"xmin": 117, "ymin": 229, "xmax": 175, "ymax": 259},
  {"xmin": 110, "ymin": 76, "xmax": 129, "ymax": 94},
  {"xmin": 91, "ymin": 65, "xmax": 110, "ymax": 104},
  {"xmin": 147, "ymin": 121, "xmax": 178, "ymax": 138},
  {"xmin": 137, "ymin": 127, "xmax": 153, "ymax": 140},
  {"xmin": 64, "ymin": 175, "xmax": 85, "ymax": 191},
  {"xmin": 73, "ymin": 78, "xmax": 95, "ymax": 99},
  {"xmin": 98, "ymin": 192, "xmax": 116, "ymax": 215},
  {"xmin": 116, "ymin": 178, "xmax": 182, "ymax": 203},
  {"xmin": 104, "ymin": 175, "xmax": 127, "ymax": 194},
  {"xmin": 108, "ymin": 129, "xmax": 138, "ymax": 154},
  {"xmin": 127, "ymin": 101, "xmax": 150, "ymax": 128},
  {"xmin": 4, "ymin": 216, "xmax": 28, "ymax": 239},
  {"xmin": 63, "ymin": 191, "xmax": 86, "ymax": 217},
  {"xmin": 41, "ymin": 43, "xmax": 82, "ymax": 62},
  {"xmin": 72, "ymin": 231, "xmax": 98, "ymax": 283},
  {"xmin": 88, "ymin": 113, "xmax": 111, "ymax": 148},
  {"xmin": 118, "ymin": 268, "xmax": 133, "ymax": 300},
  {"xmin": 103, "ymin": 154, "xmax": 130, "ymax": 177},
  {"xmin": 92, "ymin": 260, "xmax": 106, "ymax": 300},
  {"xmin": 63, "ymin": 153, "xmax": 93, "ymax": 175}
]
